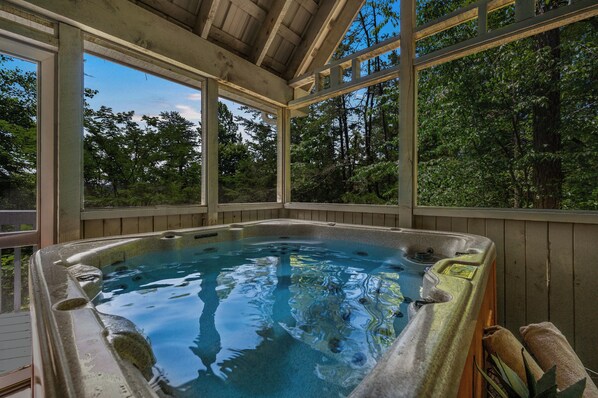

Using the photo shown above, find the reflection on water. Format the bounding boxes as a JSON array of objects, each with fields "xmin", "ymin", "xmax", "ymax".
[
  {"xmin": 95, "ymin": 238, "xmax": 421, "ymax": 398},
  {"xmin": 282, "ymin": 252, "xmax": 403, "ymax": 388}
]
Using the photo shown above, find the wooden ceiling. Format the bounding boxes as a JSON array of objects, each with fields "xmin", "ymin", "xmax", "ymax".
[{"xmin": 128, "ymin": 0, "xmax": 365, "ymax": 82}]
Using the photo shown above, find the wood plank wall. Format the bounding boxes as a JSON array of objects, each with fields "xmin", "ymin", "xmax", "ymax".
[
  {"xmin": 418, "ymin": 215, "xmax": 597, "ymax": 372},
  {"xmin": 81, "ymin": 209, "xmax": 281, "ymax": 238},
  {"xmin": 285, "ymin": 209, "xmax": 597, "ymax": 371},
  {"xmin": 287, "ymin": 209, "xmax": 400, "ymax": 227}
]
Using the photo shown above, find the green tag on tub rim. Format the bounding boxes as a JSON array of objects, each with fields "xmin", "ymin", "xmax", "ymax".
[{"xmin": 442, "ymin": 263, "xmax": 477, "ymax": 280}]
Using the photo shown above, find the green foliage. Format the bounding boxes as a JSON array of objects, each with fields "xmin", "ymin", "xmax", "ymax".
[
  {"xmin": 83, "ymin": 100, "xmax": 202, "ymax": 207},
  {"xmin": 0, "ymin": 55, "xmax": 37, "ymax": 210},
  {"xmin": 417, "ymin": 13, "xmax": 598, "ymax": 210},
  {"xmin": 475, "ymin": 351, "xmax": 586, "ymax": 398}
]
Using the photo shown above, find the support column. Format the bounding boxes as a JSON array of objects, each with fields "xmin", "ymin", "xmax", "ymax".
[
  {"xmin": 399, "ymin": 0, "xmax": 416, "ymax": 228},
  {"xmin": 57, "ymin": 23, "xmax": 83, "ymax": 242},
  {"xmin": 277, "ymin": 107, "xmax": 291, "ymax": 204},
  {"xmin": 202, "ymin": 77, "xmax": 219, "ymax": 224}
]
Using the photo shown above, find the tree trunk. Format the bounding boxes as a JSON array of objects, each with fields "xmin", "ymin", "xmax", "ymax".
[{"xmin": 532, "ymin": 25, "xmax": 562, "ymax": 209}]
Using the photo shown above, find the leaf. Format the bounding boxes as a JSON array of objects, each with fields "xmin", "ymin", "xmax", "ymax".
[
  {"xmin": 537, "ymin": 366, "xmax": 557, "ymax": 394},
  {"xmin": 557, "ymin": 378, "xmax": 586, "ymax": 398},
  {"xmin": 492, "ymin": 354, "xmax": 529, "ymax": 398},
  {"xmin": 475, "ymin": 358, "xmax": 509, "ymax": 398},
  {"xmin": 522, "ymin": 348, "xmax": 537, "ymax": 396}
]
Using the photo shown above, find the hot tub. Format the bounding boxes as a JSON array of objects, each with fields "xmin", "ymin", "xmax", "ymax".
[{"xmin": 29, "ymin": 219, "xmax": 496, "ymax": 397}]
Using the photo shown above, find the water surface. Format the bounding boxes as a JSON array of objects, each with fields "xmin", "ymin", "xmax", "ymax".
[{"xmin": 95, "ymin": 237, "xmax": 424, "ymax": 397}]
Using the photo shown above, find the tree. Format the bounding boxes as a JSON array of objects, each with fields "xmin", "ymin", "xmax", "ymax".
[{"xmin": 0, "ymin": 55, "xmax": 37, "ymax": 211}]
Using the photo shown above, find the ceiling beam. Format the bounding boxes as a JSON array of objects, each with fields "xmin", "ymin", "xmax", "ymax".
[
  {"xmin": 193, "ymin": 0, "xmax": 221, "ymax": 38},
  {"xmin": 301, "ymin": 0, "xmax": 365, "ymax": 79},
  {"xmin": 252, "ymin": 0, "xmax": 293, "ymax": 66},
  {"xmin": 134, "ymin": 0, "xmax": 196, "ymax": 27},
  {"xmin": 10, "ymin": 0, "xmax": 293, "ymax": 106},
  {"xmin": 284, "ymin": 0, "xmax": 344, "ymax": 80}
]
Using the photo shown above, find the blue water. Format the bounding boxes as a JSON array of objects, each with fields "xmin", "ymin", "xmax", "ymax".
[{"xmin": 94, "ymin": 237, "xmax": 424, "ymax": 397}]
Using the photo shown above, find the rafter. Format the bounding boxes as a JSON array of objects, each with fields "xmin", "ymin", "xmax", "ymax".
[
  {"xmin": 300, "ymin": 0, "xmax": 365, "ymax": 80},
  {"xmin": 193, "ymin": 0, "xmax": 221, "ymax": 38},
  {"xmin": 253, "ymin": 0, "xmax": 293, "ymax": 66},
  {"xmin": 284, "ymin": 0, "xmax": 344, "ymax": 80}
]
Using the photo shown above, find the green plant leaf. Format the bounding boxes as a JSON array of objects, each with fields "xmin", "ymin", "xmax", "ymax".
[
  {"xmin": 522, "ymin": 348, "xmax": 537, "ymax": 396},
  {"xmin": 475, "ymin": 358, "xmax": 509, "ymax": 398},
  {"xmin": 534, "ymin": 385, "xmax": 558, "ymax": 398},
  {"xmin": 557, "ymin": 378, "xmax": 586, "ymax": 398},
  {"xmin": 492, "ymin": 354, "xmax": 529, "ymax": 398},
  {"xmin": 537, "ymin": 366, "xmax": 557, "ymax": 394}
]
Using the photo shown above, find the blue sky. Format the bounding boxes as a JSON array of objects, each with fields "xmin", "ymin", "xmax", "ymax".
[{"xmin": 84, "ymin": 54, "xmax": 203, "ymax": 125}]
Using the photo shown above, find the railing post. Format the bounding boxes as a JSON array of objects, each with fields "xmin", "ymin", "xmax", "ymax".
[
  {"xmin": 13, "ymin": 247, "xmax": 21, "ymax": 312},
  {"xmin": 478, "ymin": 2, "xmax": 488, "ymax": 35}
]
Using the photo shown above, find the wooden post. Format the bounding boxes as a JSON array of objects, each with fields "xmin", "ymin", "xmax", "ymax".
[
  {"xmin": 202, "ymin": 78, "xmax": 219, "ymax": 225},
  {"xmin": 277, "ymin": 107, "xmax": 291, "ymax": 204},
  {"xmin": 57, "ymin": 23, "xmax": 83, "ymax": 242},
  {"xmin": 515, "ymin": 0, "xmax": 535, "ymax": 21},
  {"xmin": 39, "ymin": 52, "xmax": 57, "ymax": 248},
  {"xmin": 478, "ymin": 2, "xmax": 488, "ymax": 35},
  {"xmin": 399, "ymin": 0, "xmax": 416, "ymax": 229},
  {"xmin": 13, "ymin": 247, "xmax": 21, "ymax": 311},
  {"xmin": 352, "ymin": 58, "xmax": 361, "ymax": 82},
  {"xmin": 330, "ymin": 65, "xmax": 342, "ymax": 88}
]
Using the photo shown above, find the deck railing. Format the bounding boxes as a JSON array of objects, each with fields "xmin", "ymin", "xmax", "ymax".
[{"xmin": 0, "ymin": 211, "xmax": 36, "ymax": 313}]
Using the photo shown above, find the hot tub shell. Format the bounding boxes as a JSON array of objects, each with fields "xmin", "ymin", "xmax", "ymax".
[{"xmin": 29, "ymin": 219, "xmax": 496, "ymax": 398}]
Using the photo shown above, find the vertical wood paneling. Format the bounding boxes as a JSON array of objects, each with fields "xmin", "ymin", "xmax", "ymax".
[
  {"xmin": 83, "ymin": 219, "xmax": 103, "ymax": 239},
  {"xmin": 451, "ymin": 217, "xmax": 468, "ymax": 233},
  {"xmin": 265, "ymin": 209, "xmax": 274, "ymax": 220},
  {"xmin": 573, "ymin": 224, "xmax": 598, "ymax": 371},
  {"xmin": 372, "ymin": 213, "xmax": 385, "ymax": 226},
  {"xmin": 192, "ymin": 214, "xmax": 203, "ymax": 227},
  {"xmin": 467, "ymin": 218, "xmax": 485, "ymax": 236},
  {"xmin": 223, "ymin": 211, "xmax": 233, "ymax": 224},
  {"xmin": 232, "ymin": 211, "xmax": 242, "ymax": 223},
  {"xmin": 414, "ymin": 215, "xmax": 423, "ymax": 229},
  {"xmin": 334, "ymin": 212, "xmax": 344, "ymax": 223},
  {"xmin": 154, "ymin": 216, "xmax": 168, "ymax": 231},
  {"xmin": 422, "ymin": 216, "xmax": 436, "ymax": 230},
  {"xmin": 362, "ymin": 213, "xmax": 372, "ymax": 225},
  {"xmin": 485, "ymin": 219, "xmax": 505, "ymax": 325},
  {"xmin": 241, "ymin": 211, "xmax": 250, "ymax": 221},
  {"xmin": 180, "ymin": 214, "xmax": 193, "ymax": 228},
  {"xmin": 504, "ymin": 220, "xmax": 526, "ymax": 332},
  {"xmin": 121, "ymin": 217, "xmax": 139, "ymax": 235},
  {"xmin": 384, "ymin": 214, "xmax": 396, "ymax": 227},
  {"xmin": 343, "ymin": 212, "xmax": 353, "ymax": 224},
  {"xmin": 167, "ymin": 215, "xmax": 181, "ymax": 229},
  {"xmin": 436, "ymin": 216, "xmax": 451, "ymax": 232},
  {"xmin": 548, "ymin": 222, "xmax": 574, "ymax": 344},
  {"xmin": 138, "ymin": 216, "xmax": 153, "ymax": 233},
  {"xmin": 352, "ymin": 212, "xmax": 362, "ymax": 225},
  {"xmin": 326, "ymin": 211, "xmax": 335, "ymax": 222},
  {"xmin": 103, "ymin": 218, "xmax": 121, "ymax": 236},
  {"xmin": 525, "ymin": 221, "xmax": 549, "ymax": 324}
]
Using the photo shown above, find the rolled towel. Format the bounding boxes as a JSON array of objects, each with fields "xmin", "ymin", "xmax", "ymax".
[
  {"xmin": 483, "ymin": 325, "xmax": 544, "ymax": 384},
  {"xmin": 520, "ymin": 322, "xmax": 598, "ymax": 398}
]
